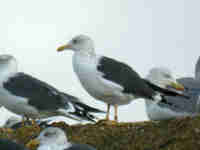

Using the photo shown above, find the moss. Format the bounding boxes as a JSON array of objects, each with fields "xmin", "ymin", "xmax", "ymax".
[{"xmin": 1, "ymin": 116, "xmax": 200, "ymax": 150}]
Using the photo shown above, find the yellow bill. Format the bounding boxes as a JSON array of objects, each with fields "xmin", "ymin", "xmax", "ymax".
[
  {"xmin": 169, "ymin": 82, "xmax": 185, "ymax": 91},
  {"xmin": 57, "ymin": 44, "xmax": 71, "ymax": 52}
]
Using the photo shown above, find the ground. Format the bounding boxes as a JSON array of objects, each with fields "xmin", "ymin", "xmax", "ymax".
[{"xmin": 1, "ymin": 117, "xmax": 200, "ymax": 150}]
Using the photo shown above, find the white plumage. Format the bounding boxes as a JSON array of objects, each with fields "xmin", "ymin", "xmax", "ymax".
[{"xmin": 30, "ymin": 127, "xmax": 96, "ymax": 150}]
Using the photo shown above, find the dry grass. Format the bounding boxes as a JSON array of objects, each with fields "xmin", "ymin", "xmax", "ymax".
[{"xmin": 1, "ymin": 117, "xmax": 200, "ymax": 150}]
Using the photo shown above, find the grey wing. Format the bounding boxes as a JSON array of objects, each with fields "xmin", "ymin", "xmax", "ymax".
[
  {"xmin": 3, "ymin": 72, "xmax": 66, "ymax": 111},
  {"xmin": 66, "ymin": 143, "xmax": 96, "ymax": 150},
  {"xmin": 160, "ymin": 78, "xmax": 200, "ymax": 113},
  {"xmin": 178, "ymin": 77, "xmax": 200, "ymax": 90},
  {"xmin": 97, "ymin": 56, "xmax": 156, "ymax": 99},
  {"xmin": 159, "ymin": 95, "xmax": 198, "ymax": 113}
]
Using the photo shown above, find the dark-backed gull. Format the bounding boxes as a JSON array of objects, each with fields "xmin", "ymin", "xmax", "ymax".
[
  {"xmin": 0, "ymin": 54, "xmax": 104, "ymax": 122},
  {"xmin": 145, "ymin": 67, "xmax": 200, "ymax": 120},
  {"xmin": 57, "ymin": 35, "xmax": 188, "ymax": 122}
]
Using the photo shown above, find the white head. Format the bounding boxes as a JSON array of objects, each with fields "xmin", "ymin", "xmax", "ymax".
[
  {"xmin": 57, "ymin": 35, "xmax": 95, "ymax": 54},
  {"xmin": 36, "ymin": 127, "xmax": 68, "ymax": 146},
  {"xmin": 146, "ymin": 67, "xmax": 184, "ymax": 90},
  {"xmin": 0, "ymin": 55, "xmax": 18, "ymax": 80}
]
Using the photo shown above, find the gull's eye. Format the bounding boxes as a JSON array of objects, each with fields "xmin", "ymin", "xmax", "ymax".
[
  {"xmin": 72, "ymin": 39, "xmax": 78, "ymax": 44},
  {"xmin": 44, "ymin": 132, "xmax": 54, "ymax": 137},
  {"xmin": 163, "ymin": 73, "xmax": 171, "ymax": 78}
]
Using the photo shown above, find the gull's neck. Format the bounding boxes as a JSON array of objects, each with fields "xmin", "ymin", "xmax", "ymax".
[
  {"xmin": 0, "ymin": 60, "xmax": 18, "ymax": 83},
  {"xmin": 73, "ymin": 48, "xmax": 96, "ymax": 59}
]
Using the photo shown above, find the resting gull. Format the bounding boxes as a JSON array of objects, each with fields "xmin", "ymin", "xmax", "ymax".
[
  {"xmin": 0, "ymin": 138, "xmax": 28, "ymax": 150},
  {"xmin": 29, "ymin": 127, "xmax": 96, "ymax": 150},
  {"xmin": 57, "ymin": 34, "xmax": 188, "ymax": 122},
  {"xmin": 0, "ymin": 54, "xmax": 104, "ymax": 122},
  {"xmin": 145, "ymin": 67, "xmax": 200, "ymax": 120}
]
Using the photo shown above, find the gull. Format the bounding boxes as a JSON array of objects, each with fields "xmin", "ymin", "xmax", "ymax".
[
  {"xmin": 57, "ymin": 34, "xmax": 188, "ymax": 122},
  {"xmin": 0, "ymin": 54, "xmax": 104, "ymax": 123},
  {"xmin": 145, "ymin": 67, "xmax": 199, "ymax": 120},
  {"xmin": 28, "ymin": 127, "xmax": 96, "ymax": 150}
]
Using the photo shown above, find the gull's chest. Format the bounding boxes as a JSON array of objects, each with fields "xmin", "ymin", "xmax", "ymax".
[{"xmin": 72, "ymin": 54, "xmax": 105, "ymax": 97}]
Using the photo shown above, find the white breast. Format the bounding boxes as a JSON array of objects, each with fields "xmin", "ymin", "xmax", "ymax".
[
  {"xmin": 72, "ymin": 52, "xmax": 133, "ymax": 105},
  {"xmin": 73, "ymin": 53, "xmax": 105, "ymax": 98}
]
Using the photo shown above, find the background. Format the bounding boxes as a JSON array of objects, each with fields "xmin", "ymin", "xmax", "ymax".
[{"xmin": 0, "ymin": 0, "xmax": 199, "ymax": 125}]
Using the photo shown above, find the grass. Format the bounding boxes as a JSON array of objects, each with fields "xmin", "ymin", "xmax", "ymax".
[{"xmin": 1, "ymin": 117, "xmax": 200, "ymax": 150}]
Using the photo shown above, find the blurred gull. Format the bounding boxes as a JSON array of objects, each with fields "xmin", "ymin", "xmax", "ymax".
[
  {"xmin": 145, "ymin": 65, "xmax": 200, "ymax": 120},
  {"xmin": 0, "ymin": 54, "xmax": 104, "ymax": 123},
  {"xmin": 29, "ymin": 127, "xmax": 96, "ymax": 150}
]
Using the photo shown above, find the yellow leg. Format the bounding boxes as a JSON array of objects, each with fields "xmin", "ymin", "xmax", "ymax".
[
  {"xmin": 31, "ymin": 119, "xmax": 36, "ymax": 126},
  {"xmin": 114, "ymin": 104, "xmax": 118, "ymax": 122},
  {"xmin": 106, "ymin": 104, "xmax": 110, "ymax": 121}
]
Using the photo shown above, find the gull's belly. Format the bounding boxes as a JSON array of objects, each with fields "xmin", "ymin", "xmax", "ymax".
[
  {"xmin": 75, "ymin": 62, "xmax": 108, "ymax": 99},
  {"xmin": 73, "ymin": 53, "xmax": 133, "ymax": 105},
  {"xmin": 73, "ymin": 55, "xmax": 133, "ymax": 105}
]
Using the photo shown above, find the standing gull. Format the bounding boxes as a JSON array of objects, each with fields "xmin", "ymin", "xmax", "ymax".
[
  {"xmin": 28, "ymin": 127, "xmax": 96, "ymax": 150},
  {"xmin": 57, "ymin": 34, "xmax": 187, "ymax": 122},
  {"xmin": 145, "ymin": 66, "xmax": 200, "ymax": 120},
  {"xmin": 0, "ymin": 54, "xmax": 104, "ymax": 122}
]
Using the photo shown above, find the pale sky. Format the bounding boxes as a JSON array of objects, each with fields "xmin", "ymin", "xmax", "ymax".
[{"xmin": 0, "ymin": 0, "xmax": 199, "ymax": 123}]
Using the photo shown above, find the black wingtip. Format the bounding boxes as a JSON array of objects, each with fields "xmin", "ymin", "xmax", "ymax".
[
  {"xmin": 144, "ymin": 79, "xmax": 191, "ymax": 99},
  {"xmin": 69, "ymin": 111, "xmax": 97, "ymax": 122},
  {"xmin": 166, "ymin": 87, "xmax": 191, "ymax": 99},
  {"xmin": 73, "ymin": 101, "xmax": 106, "ymax": 113},
  {"xmin": 60, "ymin": 92, "xmax": 106, "ymax": 113},
  {"xmin": 160, "ymin": 96, "xmax": 173, "ymax": 106}
]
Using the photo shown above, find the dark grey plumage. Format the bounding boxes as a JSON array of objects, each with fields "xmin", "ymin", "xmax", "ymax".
[
  {"xmin": 162, "ymin": 78, "xmax": 200, "ymax": 113},
  {"xmin": 98, "ymin": 56, "xmax": 188, "ymax": 104},
  {"xmin": 97, "ymin": 56, "xmax": 156, "ymax": 99},
  {"xmin": 4, "ymin": 72, "xmax": 65, "ymax": 111},
  {"xmin": 2, "ymin": 72, "xmax": 103, "ymax": 122},
  {"xmin": 60, "ymin": 92, "xmax": 105, "ymax": 113},
  {"xmin": 0, "ymin": 139, "xmax": 28, "ymax": 150}
]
